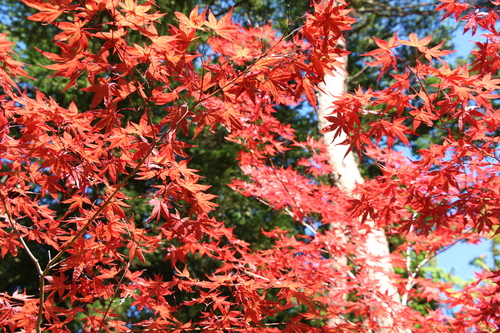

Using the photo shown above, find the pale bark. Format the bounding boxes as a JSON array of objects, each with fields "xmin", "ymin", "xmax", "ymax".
[{"xmin": 316, "ymin": 16, "xmax": 405, "ymax": 333}]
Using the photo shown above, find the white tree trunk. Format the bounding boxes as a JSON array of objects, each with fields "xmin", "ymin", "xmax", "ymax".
[{"xmin": 316, "ymin": 28, "xmax": 405, "ymax": 333}]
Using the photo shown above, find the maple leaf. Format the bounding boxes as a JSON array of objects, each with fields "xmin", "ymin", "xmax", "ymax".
[
  {"xmin": 462, "ymin": 10, "xmax": 482, "ymax": 35},
  {"xmin": 193, "ymin": 190, "xmax": 218, "ymax": 215},
  {"xmin": 21, "ymin": 0, "xmax": 72, "ymax": 23},
  {"xmin": 93, "ymin": 27, "xmax": 127, "ymax": 42},
  {"xmin": 283, "ymin": 316, "xmax": 311, "ymax": 333},
  {"xmin": 55, "ymin": 18, "xmax": 90, "ymax": 50},
  {"xmin": 302, "ymin": 76, "xmax": 317, "ymax": 110},
  {"xmin": 0, "ymin": 33, "xmax": 15, "ymax": 53},
  {"xmin": 38, "ymin": 41, "xmax": 85, "ymax": 82},
  {"xmin": 409, "ymin": 108, "xmax": 438, "ymax": 130},
  {"xmin": 402, "ymin": 33, "xmax": 432, "ymax": 52},
  {"xmin": 115, "ymin": 0, "xmax": 165, "ymax": 29},
  {"xmin": 44, "ymin": 273, "xmax": 69, "ymax": 299},
  {"xmin": 379, "ymin": 118, "xmax": 413, "ymax": 147},
  {"xmin": 422, "ymin": 40, "xmax": 455, "ymax": 61},
  {"xmin": 175, "ymin": 6, "xmax": 207, "ymax": 31},
  {"xmin": 204, "ymin": 8, "xmax": 238, "ymax": 40},
  {"xmin": 62, "ymin": 195, "xmax": 92, "ymax": 213},
  {"xmin": 148, "ymin": 198, "xmax": 172, "ymax": 222},
  {"xmin": 435, "ymin": 0, "xmax": 470, "ymax": 21},
  {"xmin": 0, "ymin": 34, "xmax": 33, "ymax": 88},
  {"xmin": 474, "ymin": 72, "xmax": 500, "ymax": 91},
  {"xmin": 81, "ymin": 77, "xmax": 118, "ymax": 109},
  {"xmin": 227, "ymin": 45, "xmax": 254, "ymax": 64},
  {"xmin": 362, "ymin": 32, "xmax": 401, "ymax": 79}
]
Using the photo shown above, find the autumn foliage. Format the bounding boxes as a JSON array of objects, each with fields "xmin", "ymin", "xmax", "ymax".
[{"xmin": 0, "ymin": 0, "xmax": 500, "ymax": 332}]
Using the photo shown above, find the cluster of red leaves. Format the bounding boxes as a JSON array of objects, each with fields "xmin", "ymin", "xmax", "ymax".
[
  {"xmin": 228, "ymin": 0, "xmax": 500, "ymax": 331},
  {"xmin": 0, "ymin": 0, "xmax": 499, "ymax": 332},
  {"xmin": 328, "ymin": 1, "xmax": 500, "ymax": 330},
  {"xmin": 0, "ymin": 0, "xmax": 348, "ymax": 331}
]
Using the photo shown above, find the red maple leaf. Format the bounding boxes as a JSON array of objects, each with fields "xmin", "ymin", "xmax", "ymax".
[
  {"xmin": 204, "ymin": 8, "xmax": 238, "ymax": 40},
  {"xmin": 21, "ymin": 0, "xmax": 73, "ymax": 23},
  {"xmin": 362, "ymin": 32, "xmax": 401, "ymax": 79}
]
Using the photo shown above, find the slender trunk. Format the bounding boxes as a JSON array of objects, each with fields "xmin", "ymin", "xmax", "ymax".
[{"xmin": 316, "ymin": 10, "xmax": 404, "ymax": 331}]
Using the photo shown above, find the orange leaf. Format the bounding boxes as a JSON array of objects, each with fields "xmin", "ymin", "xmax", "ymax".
[{"xmin": 204, "ymin": 8, "xmax": 238, "ymax": 40}]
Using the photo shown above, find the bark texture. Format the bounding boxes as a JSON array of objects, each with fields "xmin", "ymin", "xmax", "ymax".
[{"xmin": 316, "ymin": 21, "xmax": 405, "ymax": 332}]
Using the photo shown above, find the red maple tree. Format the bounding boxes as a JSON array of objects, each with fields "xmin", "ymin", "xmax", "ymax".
[{"xmin": 0, "ymin": 0, "xmax": 499, "ymax": 332}]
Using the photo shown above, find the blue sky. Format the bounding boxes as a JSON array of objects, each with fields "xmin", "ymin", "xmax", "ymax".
[
  {"xmin": 433, "ymin": 29, "xmax": 496, "ymax": 281},
  {"xmin": 450, "ymin": 29, "xmax": 483, "ymax": 61},
  {"xmin": 438, "ymin": 241, "xmax": 492, "ymax": 280}
]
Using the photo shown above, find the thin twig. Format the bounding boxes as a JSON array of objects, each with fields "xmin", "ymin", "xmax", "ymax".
[{"xmin": 0, "ymin": 194, "xmax": 43, "ymax": 276}]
